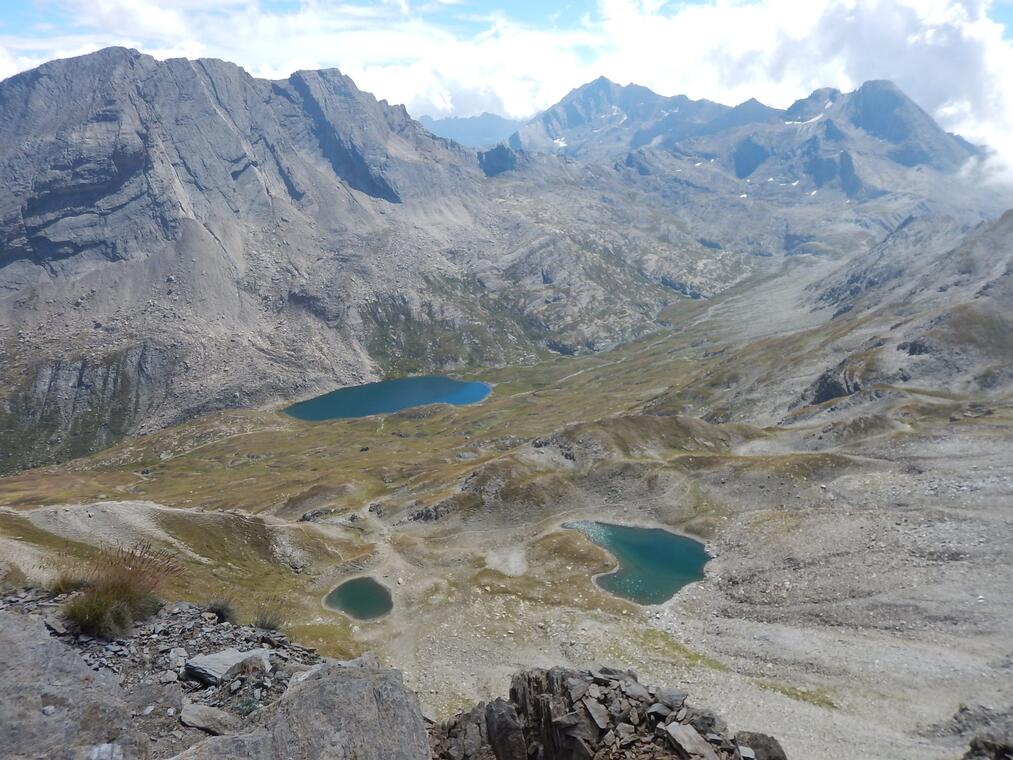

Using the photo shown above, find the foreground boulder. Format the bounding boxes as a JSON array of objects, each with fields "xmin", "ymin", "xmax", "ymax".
[
  {"xmin": 171, "ymin": 658, "xmax": 430, "ymax": 759},
  {"xmin": 430, "ymin": 666, "xmax": 784, "ymax": 760},
  {"xmin": 0, "ymin": 610, "xmax": 146, "ymax": 759}
]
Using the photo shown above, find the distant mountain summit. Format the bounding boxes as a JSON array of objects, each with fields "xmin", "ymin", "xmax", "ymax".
[
  {"xmin": 507, "ymin": 76, "xmax": 723, "ymax": 158},
  {"xmin": 838, "ymin": 79, "xmax": 977, "ymax": 170},
  {"xmin": 418, "ymin": 113, "xmax": 522, "ymax": 147},
  {"xmin": 505, "ymin": 76, "xmax": 982, "ymax": 196}
]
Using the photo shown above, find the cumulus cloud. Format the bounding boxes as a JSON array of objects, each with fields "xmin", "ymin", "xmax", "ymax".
[{"xmin": 1, "ymin": 0, "xmax": 1012, "ymax": 176}]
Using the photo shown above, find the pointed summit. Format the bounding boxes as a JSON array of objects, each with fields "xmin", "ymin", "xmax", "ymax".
[{"xmin": 843, "ymin": 80, "xmax": 980, "ymax": 169}]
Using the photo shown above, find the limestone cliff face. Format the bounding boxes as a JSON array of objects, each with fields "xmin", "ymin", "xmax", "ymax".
[{"xmin": 0, "ymin": 47, "xmax": 473, "ymax": 269}]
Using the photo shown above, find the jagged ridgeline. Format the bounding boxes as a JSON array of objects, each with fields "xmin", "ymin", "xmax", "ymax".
[{"xmin": 0, "ymin": 47, "xmax": 1005, "ymax": 472}]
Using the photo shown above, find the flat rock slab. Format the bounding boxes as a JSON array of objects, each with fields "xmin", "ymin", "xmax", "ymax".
[
  {"xmin": 0, "ymin": 611, "xmax": 146, "ymax": 760},
  {"xmin": 621, "ymin": 680, "xmax": 652, "ymax": 703},
  {"xmin": 185, "ymin": 648, "xmax": 271, "ymax": 685},
  {"xmin": 666, "ymin": 723, "xmax": 720, "ymax": 760},
  {"xmin": 180, "ymin": 703, "xmax": 242, "ymax": 736},
  {"xmin": 582, "ymin": 697, "xmax": 610, "ymax": 730}
]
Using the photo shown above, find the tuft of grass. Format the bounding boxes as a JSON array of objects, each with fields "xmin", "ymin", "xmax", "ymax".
[
  {"xmin": 235, "ymin": 698, "xmax": 260, "ymax": 716},
  {"xmin": 0, "ymin": 563, "xmax": 28, "ymax": 590},
  {"xmin": 206, "ymin": 598, "xmax": 237, "ymax": 624},
  {"xmin": 50, "ymin": 570, "xmax": 91, "ymax": 595},
  {"xmin": 251, "ymin": 596, "xmax": 288, "ymax": 631},
  {"xmin": 46, "ymin": 552, "xmax": 93, "ymax": 595},
  {"xmin": 62, "ymin": 542, "xmax": 183, "ymax": 638}
]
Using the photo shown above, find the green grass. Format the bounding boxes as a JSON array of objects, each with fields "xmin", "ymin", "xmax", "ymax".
[
  {"xmin": 251, "ymin": 596, "xmax": 288, "ymax": 631},
  {"xmin": 755, "ymin": 679, "xmax": 838, "ymax": 709},
  {"xmin": 600, "ymin": 626, "xmax": 728, "ymax": 673},
  {"xmin": 61, "ymin": 542, "xmax": 183, "ymax": 638}
]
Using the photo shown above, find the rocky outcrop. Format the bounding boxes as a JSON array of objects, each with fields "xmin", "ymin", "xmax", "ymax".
[
  {"xmin": 430, "ymin": 665, "xmax": 785, "ymax": 760},
  {"xmin": 6, "ymin": 588, "xmax": 1003, "ymax": 760},
  {"xmin": 478, "ymin": 144, "xmax": 521, "ymax": 176},
  {"xmin": 0, "ymin": 342, "xmax": 179, "ymax": 472},
  {"xmin": 807, "ymin": 366, "xmax": 863, "ymax": 405},
  {"xmin": 184, "ymin": 647, "xmax": 273, "ymax": 686}
]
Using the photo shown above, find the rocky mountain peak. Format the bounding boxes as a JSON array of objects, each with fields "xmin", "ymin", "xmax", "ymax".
[
  {"xmin": 783, "ymin": 87, "xmax": 843, "ymax": 122},
  {"xmin": 846, "ymin": 79, "xmax": 926, "ymax": 142},
  {"xmin": 839, "ymin": 79, "xmax": 979, "ymax": 169}
]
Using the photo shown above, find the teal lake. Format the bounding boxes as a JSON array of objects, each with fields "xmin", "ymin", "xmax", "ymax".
[
  {"xmin": 564, "ymin": 521, "xmax": 710, "ymax": 605},
  {"xmin": 285, "ymin": 375, "xmax": 491, "ymax": 421},
  {"xmin": 324, "ymin": 577, "xmax": 394, "ymax": 620}
]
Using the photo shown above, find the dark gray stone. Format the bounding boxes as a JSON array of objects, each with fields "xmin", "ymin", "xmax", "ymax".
[
  {"xmin": 485, "ymin": 698, "xmax": 526, "ymax": 760},
  {"xmin": 734, "ymin": 731, "xmax": 789, "ymax": 760}
]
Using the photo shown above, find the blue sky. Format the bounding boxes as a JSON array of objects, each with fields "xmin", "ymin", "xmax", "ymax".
[
  {"xmin": 2, "ymin": 0, "xmax": 1011, "ymax": 39},
  {"xmin": 993, "ymin": 1, "xmax": 1013, "ymax": 33},
  {"xmin": 1, "ymin": 1, "xmax": 1013, "ymax": 176}
]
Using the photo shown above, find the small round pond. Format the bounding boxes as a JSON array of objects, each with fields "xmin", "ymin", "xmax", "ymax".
[
  {"xmin": 324, "ymin": 576, "xmax": 393, "ymax": 620},
  {"xmin": 285, "ymin": 375, "xmax": 491, "ymax": 421},
  {"xmin": 563, "ymin": 521, "xmax": 710, "ymax": 605}
]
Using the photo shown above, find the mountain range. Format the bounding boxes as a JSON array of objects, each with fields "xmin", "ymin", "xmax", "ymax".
[
  {"xmin": 0, "ymin": 48, "xmax": 1008, "ymax": 471},
  {"xmin": 1, "ymin": 48, "xmax": 1011, "ymax": 760}
]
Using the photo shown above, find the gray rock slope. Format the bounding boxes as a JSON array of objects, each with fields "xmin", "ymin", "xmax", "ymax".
[
  {"xmin": 0, "ymin": 610, "xmax": 148, "ymax": 759},
  {"xmin": 808, "ymin": 209, "xmax": 1013, "ymax": 397}
]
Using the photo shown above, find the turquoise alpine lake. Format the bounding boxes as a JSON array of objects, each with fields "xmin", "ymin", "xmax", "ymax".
[
  {"xmin": 324, "ymin": 577, "xmax": 394, "ymax": 620},
  {"xmin": 563, "ymin": 521, "xmax": 710, "ymax": 605},
  {"xmin": 285, "ymin": 375, "xmax": 491, "ymax": 421}
]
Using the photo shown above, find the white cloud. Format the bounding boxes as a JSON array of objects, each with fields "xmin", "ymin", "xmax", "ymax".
[{"xmin": 1, "ymin": 0, "xmax": 1013, "ymax": 178}]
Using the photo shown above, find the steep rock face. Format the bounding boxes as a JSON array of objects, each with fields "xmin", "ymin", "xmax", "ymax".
[
  {"xmin": 0, "ymin": 46, "xmax": 475, "ymax": 274},
  {"xmin": 842, "ymin": 80, "xmax": 975, "ymax": 170},
  {"xmin": 0, "ymin": 342, "xmax": 179, "ymax": 471}
]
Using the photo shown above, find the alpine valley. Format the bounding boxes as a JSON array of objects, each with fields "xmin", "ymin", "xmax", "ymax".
[{"xmin": 1, "ymin": 48, "xmax": 1011, "ymax": 760}]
